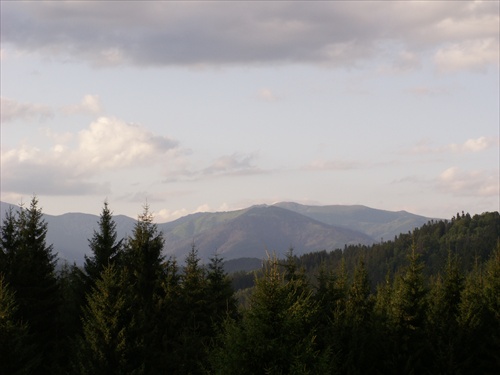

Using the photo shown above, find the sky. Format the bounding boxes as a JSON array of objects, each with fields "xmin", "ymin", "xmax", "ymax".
[{"xmin": 1, "ymin": 1, "xmax": 499, "ymax": 222}]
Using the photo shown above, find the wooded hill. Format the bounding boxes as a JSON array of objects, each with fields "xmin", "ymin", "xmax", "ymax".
[
  {"xmin": 1, "ymin": 197, "xmax": 499, "ymax": 374},
  {"xmin": 0, "ymin": 201, "xmax": 432, "ymax": 265}
]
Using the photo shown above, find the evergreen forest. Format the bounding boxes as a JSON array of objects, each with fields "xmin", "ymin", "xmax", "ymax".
[{"xmin": 1, "ymin": 197, "xmax": 499, "ymax": 374}]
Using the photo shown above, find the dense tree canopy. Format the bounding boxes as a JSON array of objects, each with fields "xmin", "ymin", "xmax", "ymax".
[{"xmin": 1, "ymin": 199, "xmax": 498, "ymax": 374}]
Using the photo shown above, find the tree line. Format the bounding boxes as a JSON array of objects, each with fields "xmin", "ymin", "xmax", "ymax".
[{"xmin": 1, "ymin": 197, "xmax": 499, "ymax": 374}]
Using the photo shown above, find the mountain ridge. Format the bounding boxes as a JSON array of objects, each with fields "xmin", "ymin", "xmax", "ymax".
[{"xmin": 1, "ymin": 201, "xmax": 436, "ymax": 265}]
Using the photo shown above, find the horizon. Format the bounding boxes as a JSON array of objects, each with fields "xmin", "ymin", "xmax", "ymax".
[
  {"xmin": 1, "ymin": 2, "xmax": 499, "ymax": 221},
  {"xmin": 2, "ymin": 198, "xmax": 491, "ymax": 225}
]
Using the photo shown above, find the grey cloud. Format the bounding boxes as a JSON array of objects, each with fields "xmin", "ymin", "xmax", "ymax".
[
  {"xmin": 162, "ymin": 152, "xmax": 265, "ymax": 183},
  {"xmin": 1, "ymin": 97, "xmax": 54, "ymax": 123},
  {"xmin": 3, "ymin": 2, "xmax": 496, "ymax": 68},
  {"xmin": 302, "ymin": 159, "xmax": 364, "ymax": 171},
  {"xmin": 1, "ymin": 163, "xmax": 110, "ymax": 196}
]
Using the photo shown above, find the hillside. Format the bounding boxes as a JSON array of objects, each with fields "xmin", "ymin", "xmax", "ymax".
[
  {"xmin": 163, "ymin": 206, "xmax": 374, "ymax": 260},
  {"xmin": 1, "ymin": 201, "xmax": 435, "ymax": 265},
  {"xmin": 274, "ymin": 202, "xmax": 434, "ymax": 240}
]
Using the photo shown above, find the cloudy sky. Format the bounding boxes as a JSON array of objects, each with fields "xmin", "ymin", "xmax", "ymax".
[{"xmin": 1, "ymin": 1, "xmax": 498, "ymax": 221}]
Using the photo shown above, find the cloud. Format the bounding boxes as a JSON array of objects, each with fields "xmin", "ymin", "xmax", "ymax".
[
  {"xmin": 2, "ymin": 2, "xmax": 498, "ymax": 71},
  {"xmin": 407, "ymin": 136, "xmax": 498, "ymax": 155},
  {"xmin": 258, "ymin": 88, "xmax": 279, "ymax": 102},
  {"xmin": 1, "ymin": 97, "xmax": 54, "ymax": 123},
  {"xmin": 405, "ymin": 86, "xmax": 450, "ymax": 97},
  {"xmin": 1, "ymin": 95, "xmax": 104, "ymax": 124},
  {"xmin": 0, "ymin": 117, "xmax": 180, "ymax": 195},
  {"xmin": 448, "ymin": 136, "xmax": 499, "ymax": 153},
  {"xmin": 61, "ymin": 94, "xmax": 103, "ymax": 115},
  {"xmin": 78, "ymin": 117, "xmax": 178, "ymax": 170},
  {"xmin": 303, "ymin": 159, "xmax": 363, "ymax": 171},
  {"xmin": 203, "ymin": 153, "xmax": 262, "ymax": 176},
  {"xmin": 434, "ymin": 38, "xmax": 499, "ymax": 72},
  {"xmin": 437, "ymin": 166, "xmax": 499, "ymax": 197}
]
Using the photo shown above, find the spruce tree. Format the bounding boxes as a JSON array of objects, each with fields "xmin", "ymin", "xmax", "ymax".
[
  {"xmin": 387, "ymin": 242, "xmax": 430, "ymax": 374},
  {"xmin": 122, "ymin": 204, "xmax": 165, "ymax": 374},
  {"xmin": 84, "ymin": 201, "xmax": 123, "ymax": 284},
  {"xmin": 428, "ymin": 250, "xmax": 464, "ymax": 373},
  {"xmin": 0, "ymin": 207, "xmax": 19, "ymax": 277},
  {"xmin": 344, "ymin": 258, "xmax": 375, "ymax": 374},
  {"xmin": 4, "ymin": 197, "xmax": 59, "ymax": 374},
  {"xmin": 76, "ymin": 264, "xmax": 142, "ymax": 375},
  {"xmin": 0, "ymin": 275, "xmax": 38, "ymax": 375},
  {"xmin": 176, "ymin": 244, "xmax": 209, "ymax": 374},
  {"xmin": 213, "ymin": 255, "xmax": 326, "ymax": 374}
]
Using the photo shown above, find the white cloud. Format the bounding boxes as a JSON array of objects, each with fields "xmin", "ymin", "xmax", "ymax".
[
  {"xmin": 437, "ymin": 166, "xmax": 499, "ymax": 197},
  {"xmin": 0, "ymin": 117, "xmax": 180, "ymax": 195},
  {"xmin": 1, "ymin": 97, "xmax": 54, "ymax": 123},
  {"xmin": 202, "ymin": 153, "xmax": 262, "ymax": 176},
  {"xmin": 448, "ymin": 136, "xmax": 499, "ymax": 152},
  {"xmin": 156, "ymin": 207, "xmax": 189, "ymax": 222},
  {"xmin": 258, "ymin": 88, "xmax": 279, "ymax": 102},
  {"xmin": 407, "ymin": 136, "xmax": 498, "ymax": 155},
  {"xmin": 434, "ymin": 38, "xmax": 499, "ymax": 72},
  {"xmin": 303, "ymin": 159, "xmax": 363, "ymax": 171},
  {"xmin": 61, "ymin": 94, "xmax": 102, "ymax": 115}
]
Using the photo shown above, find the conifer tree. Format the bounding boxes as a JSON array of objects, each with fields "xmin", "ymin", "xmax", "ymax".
[
  {"xmin": 206, "ymin": 252, "xmax": 238, "ymax": 325},
  {"xmin": 0, "ymin": 275, "xmax": 38, "ymax": 375},
  {"xmin": 428, "ymin": 250, "xmax": 464, "ymax": 373},
  {"xmin": 344, "ymin": 258, "xmax": 375, "ymax": 374},
  {"xmin": 176, "ymin": 244, "xmax": 209, "ymax": 374},
  {"xmin": 213, "ymin": 255, "xmax": 326, "ymax": 374},
  {"xmin": 76, "ymin": 264, "xmax": 142, "ymax": 375},
  {"xmin": 0, "ymin": 207, "xmax": 19, "ymax": 277},
  {"xmin": 84, "ymin": 201, "xmax": 123, "ymax": 284},
  {"xmin": 387, "ymin": 241, "xmax": 430, "ymax": 374},
  {"xmin": 122, "ymin": 204, "xmax": 165, "ymax": 374},
  {"xmin": 456, "ymin": 262, "xmax": 488, "ymax": 372},
  {"xmin": 481, "ymin": 243, "xmax": 500, "ymax": 371},
  {"xmin": 3, "ymin": 197, "xmax": 59, "ymax": 374}
]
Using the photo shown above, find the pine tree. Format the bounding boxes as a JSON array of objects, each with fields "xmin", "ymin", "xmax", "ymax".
[
  {"xmin": 122, "ymin": 204, "xmax": 165, "ymax": 374},
  {"xmin": 387, "ymin": 241, "xmax": 430, "ymax": 374},
  {"xmin": 456, "ymin": 262, "xmax": 488, "ymax": 372},
  {"xmin": 213, "ymin": 255, "xmax": 326, "ymax": 374},
  {"xmin": 124, "ymin": 204, "xmax": 164, "ymax": 307},
  {"xmin": 0, "ymin": 207, "xmax": 19, "ymax": 277},
  {"xmin": 4, "ymin": 197, "xmax": 60, "ymax": 374},
  {"xmin": 76, "ymin": 264, "xmax": 142, "ymax": 375},
  {"xmin": 176, "ymin": 243, "xmax": 209, "ymax": 374},
  {"xmin": 428, "ymin": 250, "xmax": 464, "ymax": 373},
  {"xmin": 84, "ymin": 201, "xmax": 123, "ymax": 284},
  {"xmin": 344, "ymin": 258, "xmax": 375, "ymax": 374},
  {"xmin": 0, "ymin": 275, "xmax": 38, "ymax": 375},
  {"xmin": 481, "ymin": 243, "xmax": 500, "ymax": 372},
  {"xmin": 206, "ymin": 252, "xmax": 238, "ymax": 326}
]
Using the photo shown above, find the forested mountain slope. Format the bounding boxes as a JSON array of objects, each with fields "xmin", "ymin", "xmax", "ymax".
[{"xmin": 275, "ymin": 201, "xmax": 434, "ymax": 241}]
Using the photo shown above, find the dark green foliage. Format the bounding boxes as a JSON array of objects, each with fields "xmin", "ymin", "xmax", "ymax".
[
  {"xmin": 76, "ymin": 264, "xmax": 142, "ymax": 375},
  {"xmin": 212, "ymin": 255, "xmax": 328, "ymax": 374},
  {"xmin": 0, "ymin": 276, "xmax": 38, "ymax": 375},
  {"xmin": 0, "ymin": 197, "xmax": 60, "ymax": 374},
  {"xmin": 84, "ymin": 201, "xmax": 123, "ymax": 284},
  {"xmin": 1, "ymin": 198, "xmax": 498, "ymax": 374},
  {"xmin": 385, "ymin": 242, "xmax": 430, "ymax": 373},
  {"xmin": 122, "ymin": 204, "xmax": 166, "ymax": 374}
]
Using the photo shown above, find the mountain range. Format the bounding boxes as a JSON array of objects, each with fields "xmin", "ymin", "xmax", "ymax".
[{"xmin": 0, "ymin": 201, "xmax": 434, "ymax": 266}]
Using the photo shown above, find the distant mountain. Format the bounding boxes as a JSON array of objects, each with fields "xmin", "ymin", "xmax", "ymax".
[
  {"xmin": 0, "ymin": 201, "xmax": 435, "ymax": 267},
  {"xmin": 0, "ymin": 201, "xmax": 137, "ymax": 264},
  {"xmin": 162, "ymin": 206, "xmax": 374, "ymax": 261},
  {"xmin": 274, "ymin": 202, "xmax": 435, "ymax": 241}
]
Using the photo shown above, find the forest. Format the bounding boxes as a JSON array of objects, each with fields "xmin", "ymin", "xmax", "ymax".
[{"xmin": 1, "ymin": 197, "xmax": 499, "ymax": 375}]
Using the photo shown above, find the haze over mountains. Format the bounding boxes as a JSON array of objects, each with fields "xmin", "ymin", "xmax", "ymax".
[{"xmin": 0, "ymin": 201, "xmax": 434, "ymax": 265}]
